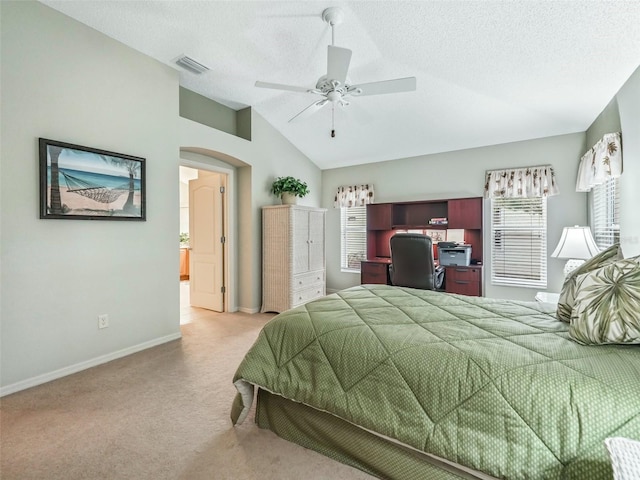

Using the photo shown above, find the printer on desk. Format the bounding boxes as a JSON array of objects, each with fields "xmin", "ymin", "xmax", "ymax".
[{"xmin": 437, "ymin": 242, "xmax": 472, "ymax": 266}]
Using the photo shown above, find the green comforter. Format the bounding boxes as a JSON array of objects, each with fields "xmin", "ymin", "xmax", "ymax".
[{"xmin": 232, "ymin": 285, "xmax": 640, "ymax": 479}]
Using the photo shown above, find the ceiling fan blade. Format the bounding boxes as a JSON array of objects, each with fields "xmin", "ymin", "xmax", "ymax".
[
  {"xmin": 351, "ymin": 77, "xmax": 417, "ymax": 96},
  {"xmin": 255, "ymin": 81, "xmax": 312, "ymax": 94},
  {"xmin": 326, "ymin": 46, "xmax": 352, "ymax": 85},
  {"xmin": 288, "ymin": 99, "xmax": 328, "ymax": 123}
]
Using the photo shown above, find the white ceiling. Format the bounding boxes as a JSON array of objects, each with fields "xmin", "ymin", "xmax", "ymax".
[{"xmin": 42, "ymin": 1, "xmax": 640, "ymax": 170}]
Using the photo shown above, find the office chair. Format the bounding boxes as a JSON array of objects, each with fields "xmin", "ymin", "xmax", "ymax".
[{"xmin": 389, "ymin": 233, "xmax": 444, "ymax": 290}]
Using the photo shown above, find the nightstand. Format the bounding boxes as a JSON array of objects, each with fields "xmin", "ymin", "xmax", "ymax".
[{"xmin": 535, "ymin": 292, "xmax": 560, "ymax": 305}]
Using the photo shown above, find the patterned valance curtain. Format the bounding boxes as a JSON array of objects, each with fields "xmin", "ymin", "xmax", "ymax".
[
  {"xmin": 484, "ymin": 165, "xmax": 559, "ymax": 199},
  {"xmin": 334, "ymin": 184, "xmax": 374, "ymax": 208},
  {"xmin": 576, "ymin": 132, "xmax": 622, "ymax": 192}
]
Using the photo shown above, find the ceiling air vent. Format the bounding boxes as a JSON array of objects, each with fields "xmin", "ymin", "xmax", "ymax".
[{"xmin": 175, "ymin": 55, "xmax": 210, "ymax": 74}]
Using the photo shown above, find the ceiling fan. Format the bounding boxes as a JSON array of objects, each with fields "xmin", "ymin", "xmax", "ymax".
[{"xmin": 255, "ymin": 7, "xmax": 416, "ymax": 137}]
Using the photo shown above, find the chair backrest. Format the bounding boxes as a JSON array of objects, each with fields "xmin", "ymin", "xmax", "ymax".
[{"xmin": 389, "ymin": 233, "xmax": 437, "ymax": 290}]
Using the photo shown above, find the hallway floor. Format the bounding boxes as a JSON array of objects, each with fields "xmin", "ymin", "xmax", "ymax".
[{"xmin": 180, "ymin": 279, "xmax": 215, "ymax": 325}]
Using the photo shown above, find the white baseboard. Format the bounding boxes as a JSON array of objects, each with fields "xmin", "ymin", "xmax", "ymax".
[{"xmin": 0, "ymin": 332, "xmax": 182, "ymax": 397}]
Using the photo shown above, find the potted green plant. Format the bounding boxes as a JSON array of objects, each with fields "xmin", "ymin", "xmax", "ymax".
[
  {"xmin": 179, "ymin": 232, "xmax": 190, "ymax": 247},
  {"xmin": 271, "ymin": 176, "xmax": 309, "ymax": 205}
]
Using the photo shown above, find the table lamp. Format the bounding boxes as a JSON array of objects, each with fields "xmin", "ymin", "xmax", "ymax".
[{"xmin": 551, "ymin": 226, "xmax": 600, "ymax": 276}]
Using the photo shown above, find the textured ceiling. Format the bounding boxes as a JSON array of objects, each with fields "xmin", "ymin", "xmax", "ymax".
[{"xmin": 41, "ymin": 1, "xmax": 640, "ymax": 170}]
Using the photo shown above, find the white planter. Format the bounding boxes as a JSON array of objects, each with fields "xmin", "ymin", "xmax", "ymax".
[{"xmin": 281, "ymin": 192, "xmax": 297, "ymax": 205}]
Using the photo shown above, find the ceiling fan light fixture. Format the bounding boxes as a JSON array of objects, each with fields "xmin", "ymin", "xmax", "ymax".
[{"xmin": 327, "ymin": 91, "xmax": 341, "ymax": 102}]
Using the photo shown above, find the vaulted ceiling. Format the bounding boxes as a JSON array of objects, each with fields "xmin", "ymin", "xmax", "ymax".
[{"xmin": 42, "ymin": 1, "xmax": 640, "ymax": 169}]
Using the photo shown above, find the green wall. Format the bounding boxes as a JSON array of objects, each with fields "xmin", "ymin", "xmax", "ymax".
[
  {"xmin": 585, "ymin": 97, "xmax": 621, "ymax": 150},
  {"xmin": 236, "ymin": 107, "xmax": 252, "ymax": 141},
  {"xmin": 179, "ymin": 87, "xmax": 251, "ymax": 141},
  {"xmin": 616, "ymin": 66, "xmax": 640, "ymax": 257},
  {"xmin": 583, "ymin": 66, "xmax": 640, "ymax": 258}
]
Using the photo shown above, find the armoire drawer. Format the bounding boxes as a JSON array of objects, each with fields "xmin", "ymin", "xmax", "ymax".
[
  {"xmin": 291, "ymin": 285, "xmax": 325, "ymax": 307},
  {"xmin": 293, "ymin": 270, "xmax": 325, "ymax": 290}
]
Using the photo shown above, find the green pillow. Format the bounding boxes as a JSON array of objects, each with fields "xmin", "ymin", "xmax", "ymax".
[
  {"xmin": 556, "ymin": 244, "xmax": 622, "ymax": 322},
  {"xmin": 569, "ymin": 256, "xmax": 640, "ymax": 345}
]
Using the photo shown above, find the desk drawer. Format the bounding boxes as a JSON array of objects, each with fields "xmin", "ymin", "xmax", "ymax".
[
  {"xmin": 447, "ymin": 280, "xmax": 481, "ymax": 297},
  {"xmin": 445, "ymin": 266, "xmax": 482, "ymax": 296},
  {"xmin": 361, "ymin": 262, "xmax": 389, "ymax": 284},
  {"xmin": 446, "ymin": 267, "xmax": 481, "ymax": 282}
]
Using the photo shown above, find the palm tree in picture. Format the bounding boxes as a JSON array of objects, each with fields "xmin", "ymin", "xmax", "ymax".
[
  {"xmin": 48, "ymin": 146, "xmax": 63, "ymax": 214},
  {"xmin": 101, "ymin": 156, "xmax": 140, "ymax": 212}
]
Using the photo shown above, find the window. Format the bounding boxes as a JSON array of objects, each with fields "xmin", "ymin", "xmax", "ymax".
[
  {"xmin": 491, "ymin": 197, "xmax": 547, "ymax": 288},
  {"xmin": 591, "ymin": 177, "xmax": 620, "ymax": 250},
  {"xmin": 340, "ymin": 206, "xmax": 367, "ymax": 272}
]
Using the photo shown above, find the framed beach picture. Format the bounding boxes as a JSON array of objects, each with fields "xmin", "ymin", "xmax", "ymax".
[{"xmin": 39, "ymin": 138, "xmax": 146, "ymax": 221}]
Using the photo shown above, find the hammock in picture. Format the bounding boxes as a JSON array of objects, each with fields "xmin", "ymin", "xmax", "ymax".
[{"xmin": 61, "ymin": 171, "xmax": 129, "ymax": 204}]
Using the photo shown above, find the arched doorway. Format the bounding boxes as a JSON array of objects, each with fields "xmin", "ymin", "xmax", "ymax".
[{"xmin": 179, "ymin": 151, "xmax": 236, "ymax": 315}]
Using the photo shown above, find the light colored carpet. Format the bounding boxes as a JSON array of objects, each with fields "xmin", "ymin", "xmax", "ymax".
[{"xmin": 0, "ymin": 296, "xmax": 376, "ymax": 479}]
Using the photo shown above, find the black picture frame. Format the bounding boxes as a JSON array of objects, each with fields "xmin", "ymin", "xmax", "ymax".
[{"xmin": 39, "ymin": 138, "xmax": 146, "ymax": 221}]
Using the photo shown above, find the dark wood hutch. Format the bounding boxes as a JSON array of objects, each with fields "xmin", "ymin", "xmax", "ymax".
[{"xmin": 361, "ymin": 197, "xmax": 484, "ymax": 296}]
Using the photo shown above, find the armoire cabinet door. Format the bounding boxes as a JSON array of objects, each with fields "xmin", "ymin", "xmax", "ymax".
[
  {"xmin": 292, "ymin": 208, "xmax": 325, "ymax": 274},
  {"xmin": 292, "ymin": 208, "xmax": 310, "ymax": 274},
  {"xmin": 308, "ymin": 209, "xmax": 325, "ymax": 271}
]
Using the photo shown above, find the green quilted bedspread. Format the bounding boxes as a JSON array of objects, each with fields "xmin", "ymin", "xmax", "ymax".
[{"xmin": 232, "ymin": 285, "xmax": 640, "ymax": 479}]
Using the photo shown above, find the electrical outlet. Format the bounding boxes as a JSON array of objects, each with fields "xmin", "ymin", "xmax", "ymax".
[{"xmin": 98, "ymin": 314, "xmax": 109, "ymax": 329}]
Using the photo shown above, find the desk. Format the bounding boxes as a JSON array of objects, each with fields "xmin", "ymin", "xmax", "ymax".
[
  {"xmin": 535, "ymin": 292, "xmax": 560, "ymax": 305},
  {"xmin": 361, "ymin": 259, "xmax": 391, "ymax": 285},
  {"xmin": 361, "ymin": 260, "xmax": 482, "ymax": 297}
]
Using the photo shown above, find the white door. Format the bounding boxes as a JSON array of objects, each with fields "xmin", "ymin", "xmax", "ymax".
[{"xmin": 189, "ymin": 173, "xmax": 224, "ymax": 311}]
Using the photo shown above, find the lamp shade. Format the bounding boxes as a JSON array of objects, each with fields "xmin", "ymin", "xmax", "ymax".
[{"xmin": 551, "ymin": 226, "xmax": 600, "ymax": 260}]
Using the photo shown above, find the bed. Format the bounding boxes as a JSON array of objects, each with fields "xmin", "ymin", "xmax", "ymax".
[{"xmin": 231, "ymin": 285, "xmax": 640, "ymax": 479}]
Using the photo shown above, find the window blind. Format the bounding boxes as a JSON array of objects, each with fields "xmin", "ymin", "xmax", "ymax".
[
  {"xmin": 592, "ymin": 177, "xmax": 620, "ymax": 249},
  {"xmin": 340, "ymin": 206, "xmax": 367, "ymax": 272},
  {"xmin": 491, "ymin": 197, "xmax": 547, "ymax": 288}
]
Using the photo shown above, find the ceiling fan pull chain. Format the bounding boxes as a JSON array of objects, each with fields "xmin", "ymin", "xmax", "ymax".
[{"xmin": 331, "ymin": 104, "xmax": 336, "ymax": 138}]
